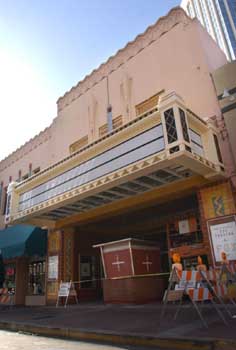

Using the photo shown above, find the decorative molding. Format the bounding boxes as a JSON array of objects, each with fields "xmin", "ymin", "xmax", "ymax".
[{"xmin": 57, "ymin": 7, "xmax": 190, "ymax": 112}]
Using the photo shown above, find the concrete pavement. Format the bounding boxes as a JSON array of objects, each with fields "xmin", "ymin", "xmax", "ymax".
[
  {"xmin": 0, "ymin": 302, "xmax": 235, "ymax": 349},
  {"xmin": 0, "ymin": 329, "xmax": 132, "ymax": 350}
]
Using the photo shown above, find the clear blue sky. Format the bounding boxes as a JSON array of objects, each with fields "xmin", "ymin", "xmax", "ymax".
[{"xmin": 0, "ymin": 0, "xmax": 180, "ymax": 161}]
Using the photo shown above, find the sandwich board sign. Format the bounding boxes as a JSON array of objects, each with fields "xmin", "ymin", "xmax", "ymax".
[{"xmin": 56, "ymin": 281, "xmax": 78, "ymax": 308}]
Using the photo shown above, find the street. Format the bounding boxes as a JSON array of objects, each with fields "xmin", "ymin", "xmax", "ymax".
[
  {"xmin": 0, "ymin": 329, "xmax": 163, "ymax": 350},
  {"xmin": 0, "ymin": 330, "xmax": 122, "ymax": 349}
]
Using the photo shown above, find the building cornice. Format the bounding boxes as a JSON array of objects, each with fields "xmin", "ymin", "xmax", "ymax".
[
  {"xmin": 57, "ymin": 7, "xmax": 190, "ymax": 112},
  {"xmin": 0, "ymin": 126, "xmax": 52, "ymax": 172}
]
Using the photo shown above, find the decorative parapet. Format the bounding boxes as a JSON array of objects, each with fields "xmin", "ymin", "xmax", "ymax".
[
  {"xmin": 57, "ymin": 7, "xmax": 190, "ymax": 112},
  {"xmin": 0, "ymin": 126, "xmax": 52, "ymax": 172}
]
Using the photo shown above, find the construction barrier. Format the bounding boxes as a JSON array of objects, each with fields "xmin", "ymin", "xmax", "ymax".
[
  {"xmin": 0, "ymin": 288, "xmax": 14, "ymax": 306},
  {"xmin": 161, "ymin": 268, "xmax": 230, "ymax": 328}
]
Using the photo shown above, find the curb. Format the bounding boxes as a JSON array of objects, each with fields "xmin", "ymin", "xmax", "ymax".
[{"xmin": 0, "ymin": 321, "xmax": 235, "ymax": 350}]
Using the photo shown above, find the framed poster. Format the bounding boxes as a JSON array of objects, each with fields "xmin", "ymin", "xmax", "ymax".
[
  {"xmin": 178, "ymin": 220, "xmax": 190, "ymax": 234},
  {"xmin": 208, "ymin": 215, "xmax": 236, "ymax": 264},
  {"xmin": 48, "ymin": 255, "xmax": 59, "ymax": 280}
]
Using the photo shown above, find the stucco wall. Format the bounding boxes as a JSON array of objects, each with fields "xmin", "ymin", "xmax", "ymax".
[{"xmin": 52, "ymin": 17, "xmax": 227, "ymax": 163}]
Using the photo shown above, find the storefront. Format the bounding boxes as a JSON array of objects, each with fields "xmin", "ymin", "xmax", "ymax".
[
  {"xmin": 0, "ymin": 225, "xmax": 47, "ymax": 305},
  {"xmin": 5, "ymin": 93, "xmax": 233, "ymax": 305}
]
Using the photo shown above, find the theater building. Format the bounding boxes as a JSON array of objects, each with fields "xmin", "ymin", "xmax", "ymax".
[{"xmin": 1, "ymin": 7, "xmax": 236, "ymax": 304}]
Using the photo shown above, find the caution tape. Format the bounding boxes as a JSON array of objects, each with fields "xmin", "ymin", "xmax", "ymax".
[{"xmin": 71, "ymin": 271, "xmax": 170, "ymax": 285}]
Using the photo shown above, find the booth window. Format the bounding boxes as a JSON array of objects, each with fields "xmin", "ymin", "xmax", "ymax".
[{"xmin": 28, "ymin": 261, "xmax": 46, "ymax": 295}]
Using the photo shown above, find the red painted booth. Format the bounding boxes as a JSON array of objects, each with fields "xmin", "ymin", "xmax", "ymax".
[{"xmin": 94, "ymin": 238, "xmax": 165, "ymax": 303}]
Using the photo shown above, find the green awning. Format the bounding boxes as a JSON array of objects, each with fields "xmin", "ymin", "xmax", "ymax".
[{"xmin": 0, "ymin": 225, "xmax": 47, "ymax": 260}]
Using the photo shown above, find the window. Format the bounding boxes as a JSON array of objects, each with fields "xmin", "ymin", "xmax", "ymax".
[
  {"xmin": 69, "ymin": 136, "xmax": 88, "ymax": 154},
  {"xmin": 17, "ymin": 170, "xmax": 22, "ymax": 182},
  {"xmin": 99, "ymin": 115, "xmax": 123, "ymax": 138},
  {"xmin": 169, "ymin": 216, "xmax": 203, "ymax": 248},
  {"xmin": 189, "ymin": 129, "xmax": 204, "ymax": 156},
  {"xmin": 28, "ymin": 261, "xmax": 46, "ymax": 295},
  {"xmin": 135, "ymin": 93, "xmax": 160, "ymax": 116},
  {"xmin": 179, "ymin": 108, "xmax": 190, "ymax": 142},
  {"xmin": 213, "ymin": 134, "xmax": 223, "ymax": 163},
  {"xmin": 33, "ymin": 167, "xmax": 40, "ymax": 175},
  {"xmin": 164, "ymin": 108, "xmax": 178, "ymax": 144},
  {"xmin": 29, "ymin": 163, "xmax": 32, "ymax": 177},
  {"xmin": 22, "ymin": 174, "xmax": 29, "ymax": 181},
  {"xmin": 187, "ymin": 2, "xmax": 195, "ymax": 18}
]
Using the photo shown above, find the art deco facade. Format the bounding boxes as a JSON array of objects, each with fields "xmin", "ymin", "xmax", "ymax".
[{"xmin": 0, "ymin": 7, "xmax": 235, "ymax": 305}]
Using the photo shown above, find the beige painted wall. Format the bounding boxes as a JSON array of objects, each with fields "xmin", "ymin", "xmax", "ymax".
[{"xmin": 52, "ymin": 19, "xmax": 226, "ymax": 164}]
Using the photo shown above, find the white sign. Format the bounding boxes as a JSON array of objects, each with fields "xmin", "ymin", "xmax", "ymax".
[
  {"xmin": 48, "ymin": 255, "xmax": 59, "ymax": 279},
  {"xmin": 58, "ymin": 282, "xmax": 70, "ymax": 297},
  {"xmin": 179, "ymin": 220, "xmax": 190, "ymax": 234},
  {"xmin": 56, "ymin": 281, "xmax": 78, "ymax": 307},
  {"xmin": 210, "ymin": 220, "xmax": 236, "ymax": 262}
]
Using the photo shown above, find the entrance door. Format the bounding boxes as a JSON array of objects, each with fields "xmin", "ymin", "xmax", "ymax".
[{"xmin": 78, "ymin": 254, "xmax": 102, "ymax": 300}]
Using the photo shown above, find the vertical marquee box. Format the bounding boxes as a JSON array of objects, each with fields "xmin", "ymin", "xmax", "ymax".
[{"xmin": 94, "ymin": 238, "xmax": 164, "ymax": 303}]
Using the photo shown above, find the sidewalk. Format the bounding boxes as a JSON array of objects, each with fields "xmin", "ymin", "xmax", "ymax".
[{"xmin": 0, "ymin": 302, "xmax": 236, "ymax": 349}]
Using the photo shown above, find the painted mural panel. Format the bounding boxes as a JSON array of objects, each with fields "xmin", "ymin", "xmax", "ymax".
[{"xmin": 200, "ymin": 182, "xmax": 235, "ymax": 220}]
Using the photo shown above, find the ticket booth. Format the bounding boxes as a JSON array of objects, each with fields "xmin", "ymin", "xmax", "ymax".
[{"xmin": 94, "ymin": 238, "xmax": 164, "ymax": 303}]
